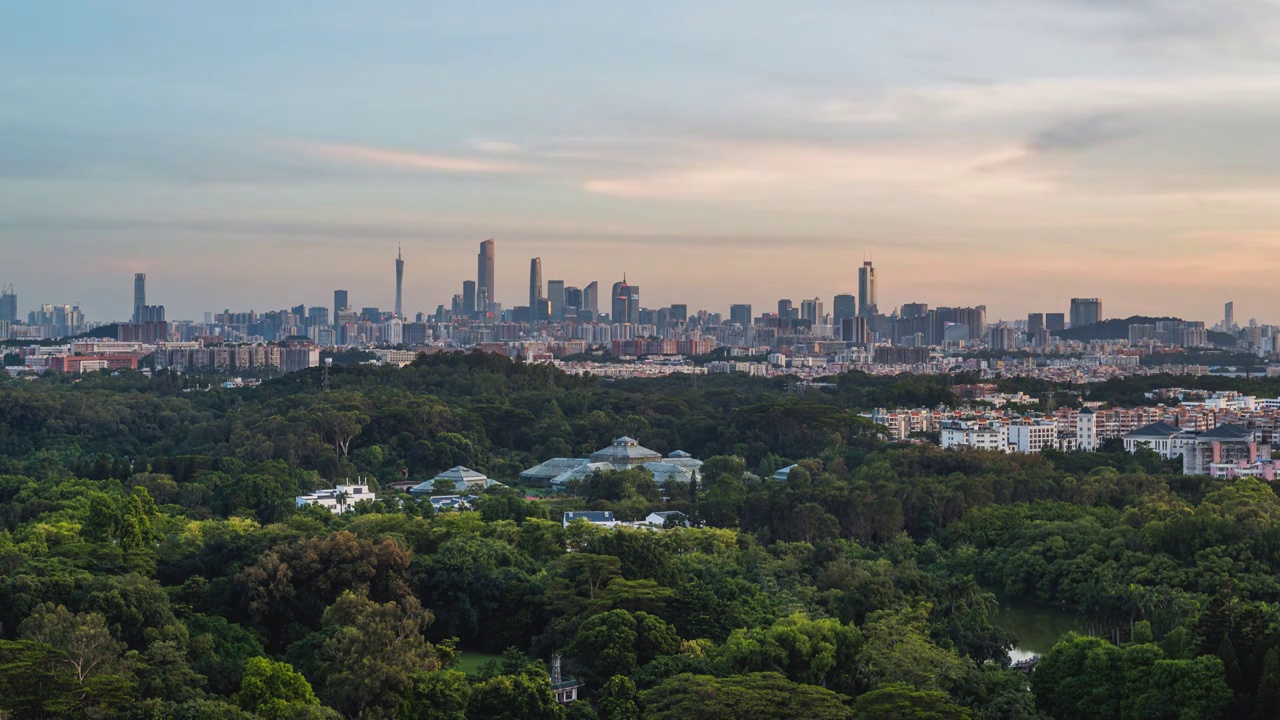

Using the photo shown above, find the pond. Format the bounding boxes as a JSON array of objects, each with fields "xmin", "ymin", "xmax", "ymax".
[{"xmin": 995, "ymin": 595, "xmax": 1093, "ymax": 662}]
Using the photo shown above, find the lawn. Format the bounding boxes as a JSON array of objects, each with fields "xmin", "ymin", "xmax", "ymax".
[{"xmin": 455, "ymin": 651, "xmax": 503, "ymax": 676}]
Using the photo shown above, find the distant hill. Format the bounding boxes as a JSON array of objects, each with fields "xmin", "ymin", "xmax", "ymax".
[{"xmin": 1052, "ymin": 316, "xmax": 1180, "ymax": 342}]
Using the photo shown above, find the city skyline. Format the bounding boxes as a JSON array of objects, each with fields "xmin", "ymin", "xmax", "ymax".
[
  {"xmin": 1, "ymin": 246, "xmax": 1274, "ymax": 329},
  {"xmin": 5, "ymin": 3, "xmax": 1280, "ymax": 321}
]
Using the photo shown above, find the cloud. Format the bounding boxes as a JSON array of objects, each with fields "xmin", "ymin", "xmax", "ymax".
[
  {"xmin": 816, "ymin": 74, "xmax": 1280, "ymax": 126},
  {"xmin": 1027, "ymin": 113, "xmax": 1137, "ymax": 153},
  {"xmin": 468, "ymin": 139, "xmax": 522, "ymax": 155},
  {"xmin": 300, "ymin": 142, "xmax": 530, "ymax": 174},
  {"xmin": 579, "ymin": 140, "xmax": 1049, "ymax": 200}
]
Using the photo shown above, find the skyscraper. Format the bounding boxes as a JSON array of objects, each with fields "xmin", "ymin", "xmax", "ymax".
[
  {"xmin": 1069, "ymin": 298, "xmax": 1102, "ymax": 327},
  {"xmin": 0, "ymin": 284, "xmax": 16, "ymax": 323},
  {"xmin": 583, "ymin": 281, "xmax": 599, "ymax": 315},
  {"xmin": 730, "ymin": 304, "xmax": 753, "ymax": 327},
  {"xmin": 832, "ymin": 294, "xmax": 856, "ymax": 326},
  {"xmin": 334, "ymin": 290, "xmax": 348, "ymax": 327},
  {"xmin": 1027, "ymin": 313, "xmax": 1045, "ymax": 332},
  {"xmin": 564, "ymin": 286, "xmax": 583, "ymax": 315},
  {"xmin": 858, "ymin": 261, "xmax": 877, "ymax": 318},
  {"xmin": 1045, "ymin": 313, "xmax": 1066, "ymax": 332},
  {"xmin": 612, "ymin": 279, "xmax": 639, "ymax": 325},
  {"xmin": 777, "ymin": 299, "xmax": 794, "ymax": 320},
  {"xmin": 394, "ymin": 246, "xmax": 404, "ymax": 317},
  {"xmin": 462, "ymin": 280, "xmax": 477, "ymax": 315},
  {"xmin": 529, "ymin": 258, "xmax": 543, "ymax": 312},
  {"xmin": 801, "ymin": 298, "xmax": 823, "ymax": 323},
  {"xmin": 133, "ymin": 273, "xmax": 146, "ymax": 324},
  {"xmin": 547, "ymin": 280, "xmax": 566, "ymax": 321},
  {"xmin": 1225, "ymin": 301, "xmax": 1235, "ymax": 330},
  {"xmin": 478, "ymin": 239, "xmax": 495, "ymax": 311}
]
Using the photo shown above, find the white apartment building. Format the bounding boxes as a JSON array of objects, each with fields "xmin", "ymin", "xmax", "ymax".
[
  {"xmin": 1008, "ymin": 420, "xmax": 1059, "ymax": 454},
  {"xmin": 940, "ymin": 420, "xmax": 1008, "ymax": 452}
]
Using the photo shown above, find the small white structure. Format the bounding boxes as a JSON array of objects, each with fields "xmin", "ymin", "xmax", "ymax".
[
  {"xmin": 295, "ymin": 483, "xmax": 376, "ymax": 514},
  {"xmin": 644, "ymin": 510, "xmax": 688, "ymax": 527},
  {"xmin": 562, "ymin": 510, "xmax": 617, "ymax": 528},
  {"xmin": 427, "ymin": 495, "xmax": 478, "ymax": 512}
]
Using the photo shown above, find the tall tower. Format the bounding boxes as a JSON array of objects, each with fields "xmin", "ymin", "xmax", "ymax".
[
  {"xmin": 477, "ymin": 239, "xmax": 495, "ymax": 312},
  {"xmin": 529, "ymin": 258, "xmax": 543, "ymax": 311},
  {"xmin": 394, "ymin": 246, "xmax": 404, "ymax": 318},
  {"xmin": 334, "ymin": 290, "xmax": 348, "ymax": 327},
  {"xmin": 547, "ymin": 280, "xmax": 566, "ymax": 321},
  {"xmin": 133, "ymin": 273, "xmax": 146, "ymax": 324},
  {"xmin": 858, "ymin": 261, "xmax": 876, "ymax": 318},
  {"xmin": 0, "ymin": 284, "xmax": 17, "ymax": 323},
  {"xmin": 583, "ymin": 281, "xmax": 599, "ymax": 315},
  {"xmin": 1225, "ymin": 301, "xmax": 1234, "ymax": 330}
]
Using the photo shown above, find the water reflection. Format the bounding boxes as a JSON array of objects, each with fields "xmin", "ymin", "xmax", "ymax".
[{"xmin": 995, "ymin": 595, "xmax": 1091, "ymax": 662}]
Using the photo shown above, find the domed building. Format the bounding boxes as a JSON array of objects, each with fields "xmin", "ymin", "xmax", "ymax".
[
  {"xmin": 588, "ymin": 437, "xmax": 663, "ymax": 468},
  {"xmin": 521, "ymin": 437, "xmax": 702, "ymax": 490}
]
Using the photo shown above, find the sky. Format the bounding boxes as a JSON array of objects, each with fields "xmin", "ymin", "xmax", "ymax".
[{"xmin": 3, "ymin": 0, "xmax": 1280, "ymax": 324}]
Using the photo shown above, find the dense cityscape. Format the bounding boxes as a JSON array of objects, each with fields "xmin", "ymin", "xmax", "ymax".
[{"xmin": 2, "ymin": 239, "xmax": 1276, "ymax": 385}]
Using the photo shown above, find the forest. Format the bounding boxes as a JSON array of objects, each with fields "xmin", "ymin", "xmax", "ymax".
[{"xmin": 0, "ymin": 353, "xmax": 1277, "ymax": 719}]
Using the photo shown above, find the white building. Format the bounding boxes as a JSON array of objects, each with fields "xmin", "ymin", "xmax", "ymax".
[
  {"xmin": 1122, "ymin": 422, "xmax": 1187, "ymax": 459},
  {"xmin": 562, "ymin": 510, "xmax": 618, "ymax": 528},
  {"xmin": 1075, "ymin": 407, "xmax": 1099, "ymax": 451},
  {"xmin": 1008, "ymin": 420, "xmax": 1058, "ymax": 454},
  {"xmin": 940, "ymin": 420, "xmax": 1008, "ymax": 453},
  {"xmin": 295, "ymin": 483, "xmax": 376, "ymax": 514}
]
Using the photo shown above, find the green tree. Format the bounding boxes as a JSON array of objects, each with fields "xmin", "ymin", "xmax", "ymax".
[
  {"xmin": 640, "ymin": 672, "xmax": 849, "ymax": 720},
  {"xmin": 318, "ymin": 592, "xmax": 440, "ymax": 718},
  {"xmin": 566, "ymin": 610, "xmax": 680, "ymax": 687},
  {"xmin": 857, "ymin": 607, "xmax": 967, "ymax": 692},
  {"xmin": 851, "ymin": 682, "xmax": 971, "ymax": 719},
  {"xmin": 235, "ymin": 657, "xmax": 323, "ymax": 719},
  {"xmin": 598, "ymin": 675, "xmax": 639, "ymax": 720},
  {"xmin": 1255, "ymin": 648, "xmax": 1280, "ymax": 720},
  {"xmin": 466, "ymin": 664, "xmax": 565, "ymax": 720}
]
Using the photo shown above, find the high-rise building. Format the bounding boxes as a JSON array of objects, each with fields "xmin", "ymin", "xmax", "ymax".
[
  {"xmin": 394, "ymin": 246, "xmax": 404, "ymax": 317},
  {"xmin": 564, "ymin": 286, "xmax": 583, "ymax": 314},
  {"xmin": 900, "ymin": 303, "xmax": 928, "ymax": 319},
  {"xmin": 1027, "ymin": 313, "xmax": 1045, "ymax": 332},
  {"xmin": 133, "ymin": 273, "xmax": 147, "ymax": 324},
  {"xmin": 777, "ymin": 299, "xmax": 794, "ymax": 320},
  {"xmin": 801, "ymin": 298, "xmax": 822, "ymax": 323},
  {"xmin": 547, "ymin": 280, "xmax": 566, "ymax": 321},
  {"xmin": 669, "ymin": 304, "xmax": 687, "ymax": 323},
  {"xmin": 529, "ymin": 258, "xmax": 543, "ymax": 311},
  {"xmin": 583, "ymin": 281, "xmax": 599, "ymax": 315},
  {"xmin": 612, "ymin": 279, "xmax": 639, "ymax": 325},
  {"xmin": 1046, "ymin": 313, "xmax": 1066, "ymax": 332},
  {"xmin": 1069, "ymin": 298, "xmax": 1102, "ymax": 327},
  {"xmin": 334, "ymin": 290, "xmax": 348, "ymax": 326},
  {"xmin": 730, "ymin": 304, "xmax": 753, "ymax": 327},
  {"xmin": 307, "ymin": 307, "xmax": 330, "ymax": 329},
  {"xmin": 478, "ymin": 239, "xmax": 495, "ymax": 310},
  {"xmin": 1225, "ymin": 301, "xmax": 1235, "ymax": 330},
  {"xmin": 832, "ymin": 294, "xmax": 856, "ymax": 326},
  {"xmin": 462, "ymin": 281, "xmax": 477, "ymax": 315},
  {"xmin": 0, "ymin": 284, "xmax": 16, "ymax": 323},
  {"xmin": 858, "ymin": 261, "xmax": 877, "ymax": 318}
]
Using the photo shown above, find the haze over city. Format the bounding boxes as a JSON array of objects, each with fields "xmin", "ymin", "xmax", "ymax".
[{"xmin": 4, "ymin": 1, "xmax": 1280, "ymax": 322}]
